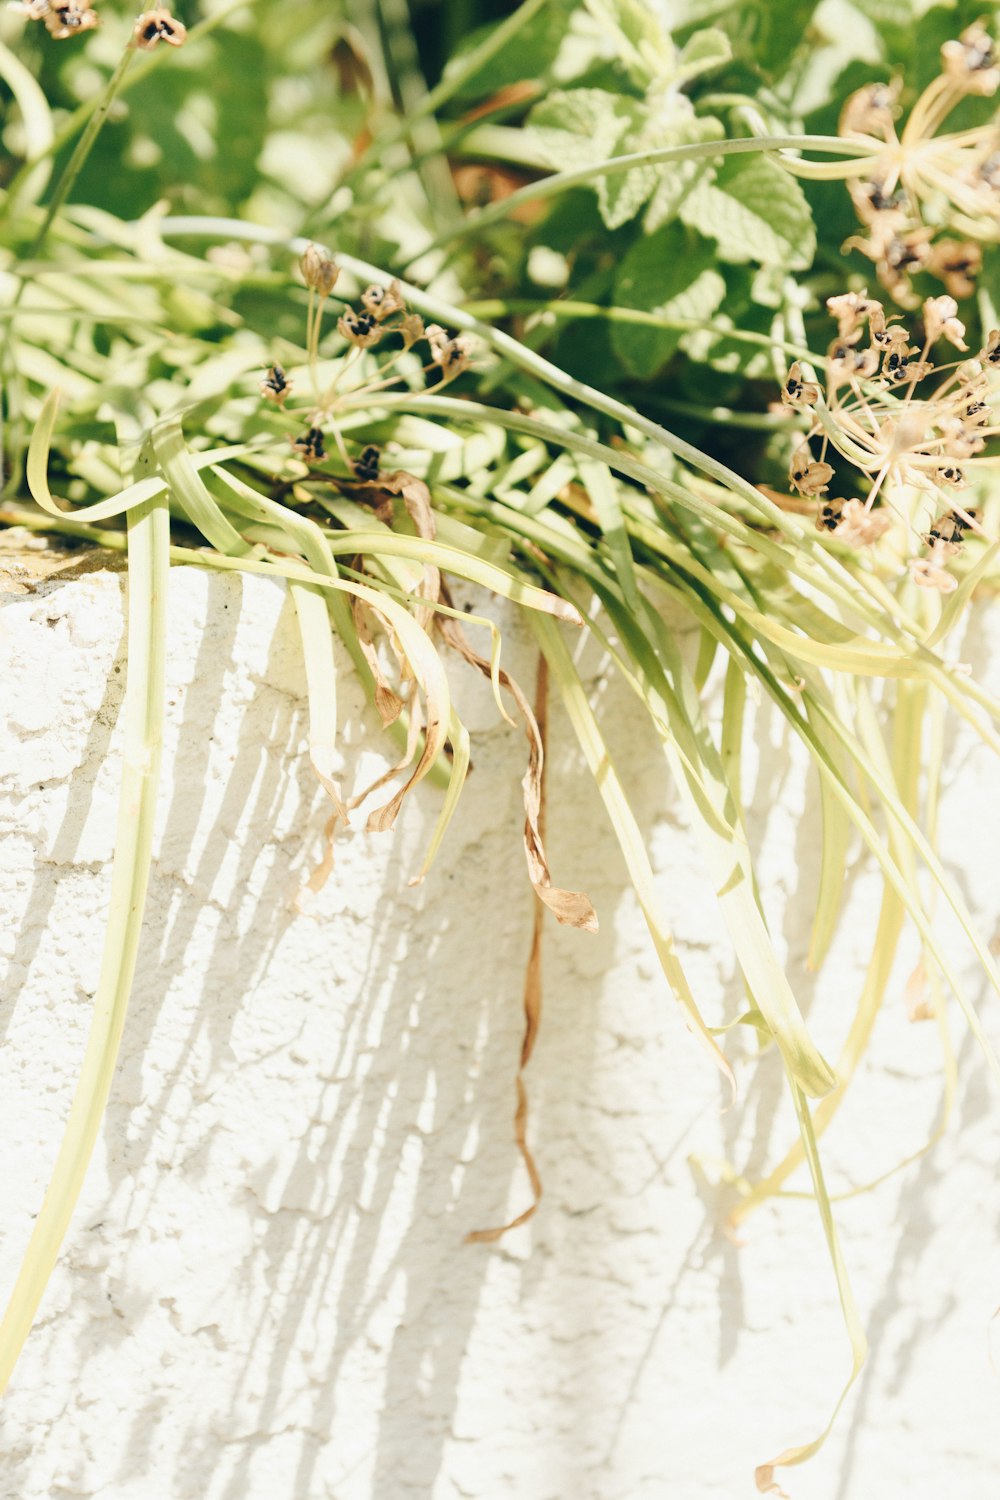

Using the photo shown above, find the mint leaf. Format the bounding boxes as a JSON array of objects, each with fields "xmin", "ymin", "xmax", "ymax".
[
  {"xmin": 643, "ymin": 112, "xmax": 725, "ymax": 233},
  {"xmin": 679, "ymin": 152, "xmax": 816, "ymax": 268},
  {"xmin": 675, "ymin": 26, "xmax": 733, "ymax": 82},
  {"xmin": 529, "ymin": 89, "xmax": 657, "ymax": 229},
  {"xmin": 612, "ymin": 224, "xmax": 727, "ymax": 377}
]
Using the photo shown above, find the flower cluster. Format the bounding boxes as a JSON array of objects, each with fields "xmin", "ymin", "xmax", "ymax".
[
  {"xmin": 839, "ymin": 23, "xmax": 999, "ymax": 304},
  {"xmin": 262, "ymin": 246, "xmax": 475, "ymax": 474},
  {"xmin": 781, "ymin": 291, "xmax": 998, "ymax": 592},
  {"xmin": 13, "ymin": 0, "xmax": 185, "ymax": 43}
]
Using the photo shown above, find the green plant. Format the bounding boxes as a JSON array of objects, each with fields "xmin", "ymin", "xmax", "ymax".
[{"xmin": 0, "ymin": 0, "xmax": 998, "ymax": 1490}]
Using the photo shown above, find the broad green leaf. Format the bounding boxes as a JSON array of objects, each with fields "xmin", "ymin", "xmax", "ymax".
[
  {"xmin": 643, "ymin": 112, "xmax": 726, "ymax": 233},
  {"xmin": 612, "ymin": 224, "xmax": 726, "ymax": 377},
  {"xmin": 680, "ymin": 151, "xmax": 817, "ymax": 267},
  {"xmin": 674, "ymin": 26, "xmax": 733, "ymax": 81},
  {"xmin": 440, "ymin": 0, "xmax": 576, "ymax": 98},
  {"xmin": 528, "ymin": 88, "xmax": 657, "ymax": 228}
]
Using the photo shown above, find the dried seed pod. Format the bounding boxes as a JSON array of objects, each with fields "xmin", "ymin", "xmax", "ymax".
[
  {"xmin": 134, "ymin": 8, "xmax": 186, "ymax": 48},
  {"xmin": 299, "ymin": 243, "xmax": 340, "ymax": 297},
  {"xmin": 337, "ymin": 309, "xmax": 383, "ymax": 349},
  {"xmin": 789, "ymin": 447, "xmax": 834, "ymax": 496},
  {"xmin": 260, "ymin": 364, "xmax": 291, "ymax": 406},
  {"xmin": 42, "ymin": 0, "xmax": 99, "ymax": 37},
  {"xmin": 781, "ymin": 362, "xmax": 822, "ymax": 410},
  {"xmin": 941, "ymin": 22, "xmax": 999, "ymax": 96},
  {"xmin": 353, "ymin": 445, "xmax": 381, "ymax": 482},
  {"xmin": 291, "ymin": 427, "xmax": 326, "ymax": 462},
  {"xmin": 360, "ymin": 281, "xmax": 405, "ymax": 322},
  {"xmin": 921, "ymin": 295, "xmax": 967, "ymax": 350}
]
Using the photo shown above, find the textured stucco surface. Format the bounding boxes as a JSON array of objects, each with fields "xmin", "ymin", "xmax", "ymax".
[{"xmin": 1, "ymin": 563, "xmax": 999, "ymax": 1500}]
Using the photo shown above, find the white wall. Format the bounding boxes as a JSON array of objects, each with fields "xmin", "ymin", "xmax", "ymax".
[{"xmin": 1, "ymin": 565, "xmax": 999, "ymax": 1500}]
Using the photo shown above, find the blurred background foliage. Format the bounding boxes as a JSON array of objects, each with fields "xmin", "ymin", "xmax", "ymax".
[{"xmin": 4, "ymin": 0, "xmax": 995, "ymax": 487}]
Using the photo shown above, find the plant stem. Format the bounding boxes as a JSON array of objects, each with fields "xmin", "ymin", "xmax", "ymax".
[
  {"xmin": 400, "ymin": 133, "xmax": 884, "ymax": 263},
  {"xmin": 0, "ymin": 483, "xmax": 169, "ymax": 1395},
  {"xmin": 30, "ymin": 44, "xmax": 137, "ymax": 261},
  {"xmin": 2, "ymin": 37, "xmax": 136, "ymax": 493},
  {"xmin": 460, "ymin": 297, "xmax": 821, "ymax": 364}
]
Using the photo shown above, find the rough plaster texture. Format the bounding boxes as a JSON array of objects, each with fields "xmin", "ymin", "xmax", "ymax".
[{"xmin": 1, "ymin": 563, "xmax": 999, "ymax": 1500}]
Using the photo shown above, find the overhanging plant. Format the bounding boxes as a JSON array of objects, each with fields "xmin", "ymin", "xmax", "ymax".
[{"xmin": 0, "ymin": 0, "xmax": 998, "ymax": 1490}]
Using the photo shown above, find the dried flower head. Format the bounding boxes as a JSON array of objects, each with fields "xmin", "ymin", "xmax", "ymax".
[
  {"xmin": 299, "ymin": 243, "xmax": 340, "ymax": 297},
  {"xmin": 781, "ymin": 362, "xmax": 822, "ymax": 410},
  {"xmin": 291, "ymin": 427, "xmax": 326, "ymax": 462},
  {"xmin": 941, "ymin": 21, "xmax": 1000, "ymax": 95},
  {"xmin": 425, "ymin": 324, "xmax": 474, "ymax": 381},
  {"xmin": 360, "ymin": 281, "xmax": 405, "ymax": 322},
  {"xmin": 816, "ymin": 497, "xmax": 892, "ymax": 546},
  {"xmin": 337, "ymin": 308, "xmax": 383, "ymax": 349},
  {"xmin": 839, "ymin": 28, "xmax": 1000, "ymax": 301},
  {"xmin": 782, "ymin": 295, "xmax": 997, "ymax": 588},
  {"xmin": 134, "ymin": 8, "xmax": 185, "ymax": 48},
  {"xmin": 38, "ymin": 0, "xmax": 98, "ymax": 37},
  {"xmin": 354, "ymin": 445, "xmax": 381, "ymax": 482},
  {"xmin": 789, "ymin": 447, "xmax": 834, "ymax": 496},
  {"xmin": 260, "ymin": 364, "xmax": 291, "ymax": 406}
]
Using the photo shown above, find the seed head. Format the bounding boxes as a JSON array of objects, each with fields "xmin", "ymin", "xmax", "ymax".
[
  {"xmin": 782, "ymin": 294, "xmax": 997, "ymax": 586},
  {"xmin": 299, "ymin": 243, "xmax": 340, "ymax": 297},
  {"xmin": 38, "ymin": 0, "xmax": 99, "ymax": 37},
  {"xmin": 291, "ymin": 427, "xmax": 326, "ymax": 462},
  {"xmin": 337, "ymin": 308, "xmax": 382, "ymax": 349},
  {"xmin": 134, "ymin": 8, "xmax": 185, "ymax": 48},
  {"xmin": 259, "ymin": 364, "xmax": 291, "ymax": 406},
  {"xmin": 360, "ymin": 281, "xmax": 405, "ymax": 322},
  {"xmin": 838, "ymin": 30, "xmax": 999, "ymax": 299}
]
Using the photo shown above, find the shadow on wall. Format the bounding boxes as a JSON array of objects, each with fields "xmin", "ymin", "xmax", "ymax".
[{"xmin": 1, "ymin": 571, "xmax": 990, "ymax": 1500}]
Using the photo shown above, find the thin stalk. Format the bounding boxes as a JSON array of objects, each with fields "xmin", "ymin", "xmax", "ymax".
[
  {"xmin": 0, "ymin": 485, "xmax": 169, "ymax": 1394},
  {"xmin": 401, "ymin": 134, "xmax": 883, "ymax": 262},
  {"xmin": 26, "ymin": 42, "xmax": 137, "ymax": 262},
  {"xmin": 2, "ymin": 36, "xmax": 135, "ymax": 493},
  {"xmin": 461, "ymin": 297, "xmax": 822, "ymax": 365}
]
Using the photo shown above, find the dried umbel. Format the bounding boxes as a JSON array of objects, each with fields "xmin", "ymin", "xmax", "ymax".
[
  {"xmin": 781, "ymin": 291, "xmax": 998, "ymax": 591},
  {"xmin": 258, "ymin": 260, "xmax": 476, "ymax": 470},
  {"xmin": 839, "ymin": 24, "xmax": 999, "ymax": 303}
]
